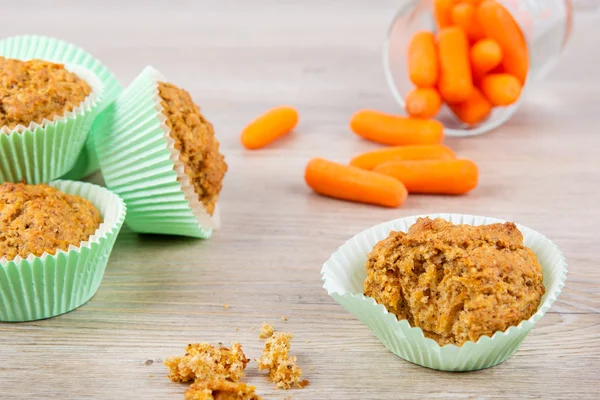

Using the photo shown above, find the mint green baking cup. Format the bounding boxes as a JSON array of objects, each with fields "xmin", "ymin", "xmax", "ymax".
[
  {"xmin": 0, "ymin": 64, "xmax": 103, "ymax": 184},
  {"xmin": 0, "ymin": 35, "xmax": 123, "ymax": 180},
  {"xmin": 322, "ymin": 213, "xmax": 567, "ymax": 371},
  {"xmin": 0, "ymin": 180, "xmax": 126, "ymax": 322},
  {"xmin": 94, "ymin": 66, "xmax": 218, "ymax": 238}
]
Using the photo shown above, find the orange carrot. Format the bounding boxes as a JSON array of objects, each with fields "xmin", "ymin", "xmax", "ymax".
[
  {"xmin": 479, "ymin": 73, "xmax": 522, "ymax": 106},
  {"xmin": 408, "ymin": 31, "xmax": 439, "ymax": 88},
  {"xmin": 451, "ymin": 3, "xmax": 485, "ymax": 42},
  {"xmin": 405, "ymin": 88, "xmax": 442, "ymax": 119},
  {"xmin": 305, "ymin": 158, "xmax": 408, "ymax": 207},
  {"xmin": 350, "ymin": 145, "xmax": 456, "ymax": 170},
  {"xmin": 459, "ymin": 0, "xmax": 483, "ymax": 5},
  {"xmin": 373, "ymin": 159, "xmax": 479, "ymax": 195},
  {"xmin": 350, "ymin": 110, "xmax": 444, "ymax": 146},
  {"xmin": 448, "ymin": 87, "xmax": 492, "ymax": 125},
  {"xmin": 438, "ymin": 27, "xmax": 473, "ymax": 104},
  {"xmin": 470, "ymin": 39, "xmax": 503, "ymax": 78},
  {"xmin": 434, "ymin": 0, "xmax": 456, "ymax": 29},
  {"xmin": 241, "ymin": 106, "xmax": 298, "ymax": 149},
  {"xmin": 477, "ymin": 0, "xmax": 529, "ymax": 84}
]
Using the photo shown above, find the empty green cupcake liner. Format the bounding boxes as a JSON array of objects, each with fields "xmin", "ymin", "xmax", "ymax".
[
  {"xmin": 94, "ymin": 66, "xmax": 218, "ymax": 238},
  {"xmin": 0, "ymin": 35, "xmax": 123, "ymax": 180},
  {"xmin": 321, "ymin": 213, "xmax": 567, "ymax": 371},
  {"xmin": 0, "ymin": 180, "xmax": 126, "ymax": 322},
  {"xmin": 0, "ymin": 65, "xmax": 103, "ymax": 184}
]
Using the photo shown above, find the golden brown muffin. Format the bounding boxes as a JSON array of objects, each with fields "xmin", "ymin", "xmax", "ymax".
[
  {"xmin": 364, "ymin": 217, "xmax": 545, "ymax": 346},
  {"xmin": 184, "ymin": 380, "xmax": 262, "ymax": 400},
  {"xmin": 0, "ymin": 182, "xmax": 102, "ymax": 261},
  {"xmin": 257, "ymin": 332, "xmax": 308, "ymax": 390},
  {"xmin": 0, "ymin": 57, "xmax": 92, "ymax": 129},
  {"xmin": 157, "ymin": 82, "xmax": 227, "ymax": 215},
  {"xmin": 164, "ymin": 342, "xmax": 249, "ymax": 383}
]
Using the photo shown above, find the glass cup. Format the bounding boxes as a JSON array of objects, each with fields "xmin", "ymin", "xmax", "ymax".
[{"xmin": 383, "ymin": 0, "xmax": 574, "ymax": 137}]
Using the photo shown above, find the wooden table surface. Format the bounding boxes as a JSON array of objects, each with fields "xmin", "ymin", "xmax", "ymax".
[{"xmin": 1, "ymin": 1, "xmax": 600, "ymax": 399}]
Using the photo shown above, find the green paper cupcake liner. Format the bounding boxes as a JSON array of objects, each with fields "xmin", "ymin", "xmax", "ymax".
[
  {"xmin": 94, "ymin": 66, "xmax": 218, "ymax": 238},
  {"xmin": 321, "ymin": 213, "xmax": 567, "ymax": 371},
  {"xmin": 0, "ymin": 180, "xmax": 126, "ymax": 322},
  {"xmin": 0, "ymin": 64, "xmax": 103, "ymax": 184},
  {"xmin": 0, "ymin": 35, "xmax": 123, "ymax": 180}
]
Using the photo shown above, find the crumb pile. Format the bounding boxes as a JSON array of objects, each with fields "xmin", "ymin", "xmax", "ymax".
[
  {"xmin": 0, "ymin": 182, "xmax": 102, "ymax": 261},
  {"xmin": 184, "ymin": 379, "xmax": 261, "ymax": 400},
  {"xmin": 364, "ymin": 217, "xmax": 545, "ymax": 346},
  {"xmin": 0, "ymin": 57, "xmax": 91, "ymax": 129},
  {"xmin": 259, "ymin": 322, "xmax": 274, "ymax": 339},
  {"xmin": 257, "ymin": 331, "xmax": 308, "ymax": 389},
  {"xmin": 157, "ymin": 82, "xmax": 227, "ymax": 215},
  {"xmin": 165, "ymin": 342, "xmax": 249, "ymax": 383}
]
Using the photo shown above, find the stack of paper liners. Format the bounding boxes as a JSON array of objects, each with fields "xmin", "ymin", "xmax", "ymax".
[
  {"xmin": 0, "ymin": 180, "xmax": 126, "ymax": 322},
  {"xmin": 0, "ymin": 35, "xmax": 123, "ymax": 180},
  {"xmin": 321, "ymin": 213, "xmax": 567, "ymax": 371},
  {"xmin": 94, "ymin": 66, "xmax": 219, "ymax": 238}
]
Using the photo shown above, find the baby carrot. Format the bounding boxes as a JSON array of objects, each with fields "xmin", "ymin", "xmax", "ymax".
[
  {"xmin": 241, "ymin": 106, "xmax": 298, "ymax": 149},
  {"xmin": 373, "ymin": 159, "xmax": 479, "ymax": 195},
  {"xmin": 350, "ymin": 110, "xmax": 444, "ymax": 146},
  {"xmin": 438, "ymin": 27, "xmax": 473, "ymax": 104},
  {"xmin": 350, "ymin": 145, "xmax": 456, "ymax": 170},
  {"xmin": 448, "ymin": 87, "xmax": 492, "ymax": 125},
  {"xmin": 480, "ymin": 73, "xmax": 522, "ymax": 106},
  {"xmin": 458, "ymin": 0, "xmax": 482, "ymax": 5},
  {"xmin": 408, "ymin": 31, "xmax": 439, "ymax": 88},
  {"xmin": 305, "ymin": 158, "xmax": 408, "ymax": 207},
  {"xmin": 434, "ymin": 0, "xmax": 456, "ymax": 29},
  {"xmin": 405, "ymin": 88, "xmax": 442, "ymax": 119},
  {"xmin": 450, "ymin": 3, "xmax": 485, "ymax": 42},
  {"xmin": 470, "ymin": 39, "xmax": 503, "ymax": 78},
  {"xmin": 477, "ymin": 0, "xmax": 529, "ymax": 84}
]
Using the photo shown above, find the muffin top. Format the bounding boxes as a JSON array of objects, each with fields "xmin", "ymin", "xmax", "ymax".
[
  {"xmin": 364, "ymin": 217, "xmax": 545, "ymax": 346},
  {"xmin": 0, "ymin": 182, "xmax": 102, "ymax": 261},
  {"xmin": 157, "ymin": 82, "xmax": 227, "ymax": 215},
  {"xmin": 0, "ymin": 57, "xmax": 92, "ymax": 130}
]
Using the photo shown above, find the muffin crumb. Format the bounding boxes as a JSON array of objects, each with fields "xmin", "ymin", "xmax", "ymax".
[
  {"xmin": 281, "ymin": 316, "xmax": 287, "ymax": 322},
  {"xmin": 259, "ymin": 323, "xmax": 274, "ymax": 339},
  {"xmin": 184, "ymin": 379, "xmax": 261, "ymax": 400},
  {"xmin": 223, "ymin": 304, "xmax": 229, "ymax": 310},
  {"xmin": 157, "ymin": 82, "xmax": 227, "ymax": 215},
  {"xmin": 0, "ymin": 57, "xmax": 92, "ymax": 129},
  {"xmin": 257, "ymin": 332, "xmax": 308, "ymax": 389},
  {"xmin": 164, "ymin": 342, "xmax": 249, "ymax": 383},
  {"xmin": 0, "ymin": 182, "xmax": 102, "ymax": 261},
  {"xmin": 364, "ymin": 217, "xmax": 545, "ymax": 346}
]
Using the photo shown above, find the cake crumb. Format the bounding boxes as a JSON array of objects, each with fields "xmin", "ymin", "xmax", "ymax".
[
  {"xmin": 223, "ymin": 304, "xmax": 229, "ymax": 310},
  {"xmin": 259, "ymin": 322, "xmax": 274, "ymax": 339},
  {"xmin": 184, "ymin": 379, "xmax": 262, "ymax": 400},
  {"xmin": 257, "ymin": 332, "xmax": 308, "ymax": 389},
  {"xmin": 281, "ymin": 316, "xmax": 287, "ymax": 321},
  {"xmin": 236, "ymin": 328, "xmax": 239, "ymax": 332},
  {"xmin": 251, "ymin": 326, "xmax": 255, "ymax": 331},
  {"xmin": 164, "ymin": 342, "xmax": 249, "ymax": 383}
]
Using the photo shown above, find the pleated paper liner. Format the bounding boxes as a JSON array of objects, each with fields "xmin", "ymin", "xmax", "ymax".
[
  {"xmin": 0, "ymin": 35, "xmax": 123, "ymax": 180},
  {"xmin": 0, "ymin": 180, "xmax": 126, "ymax": 322},
  {"xmin": 321, "ymin": 213, "xmax": 567, "ymax": 371},
  {"xmin": 0, "ymin": 65, "xmax": 103, "ymax": 184},
  {"xmin": 94, "ymin": 66, "xmax": 218, "ymax": 238}
]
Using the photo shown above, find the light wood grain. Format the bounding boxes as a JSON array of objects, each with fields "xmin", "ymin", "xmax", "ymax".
[{"xmin": 1, "ymin": 1, "xmax": 600, "ymax": 399}]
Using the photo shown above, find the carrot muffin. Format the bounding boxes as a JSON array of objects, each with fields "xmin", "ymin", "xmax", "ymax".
[
  {"xmin": 0, "ymin": 182, "xmax": 102, "ymax": 261},
  {"xmin": 257, "ymin": 331, "xmax": 308, "ymax": 389},
  {"xmin": 157, "ymin": 82, "xmax": 227, "ymax": 215},
  {"xmin": 364, "ymin": 217, "xmax": 545, "ymax": 346},
  {"xmin": 165, "ymin": 342, "xmax": 249, "ymax": 383},
  {"xmin": 0, "ymin": 57, "xmax": 92, "ymax": 129},
  {"xmin": 184, "ymin": 379, "xmax": 262, "ymax": 400}
]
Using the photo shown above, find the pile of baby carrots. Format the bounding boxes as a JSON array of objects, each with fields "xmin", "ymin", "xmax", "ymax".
[
  {"xmin": 406, "ymin": 0, "xmax": 527, "ymax": 124},
  {"xmin": 239, "ymin": 0, "xmax": 527, "ymax": 208}
]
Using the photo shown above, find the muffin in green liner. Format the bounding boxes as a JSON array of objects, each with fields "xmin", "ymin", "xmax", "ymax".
[
  {"xmin": 321, "ymin": 213, "xmax": 567, "ymax": 371},
  {"xmin": 0, "ymin": 180, "xmax": 126, "ymax": 322},
  {"xmin": 0, "ymin": 61, "xmax": 103, "ymax": 184},
  {"xmin": 0, "ymin": 35, "xmax": 123, "ymax": 180},
  {"xmin": 93, "ymin": 66, "xmax": 223, "ymax": 238}
]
